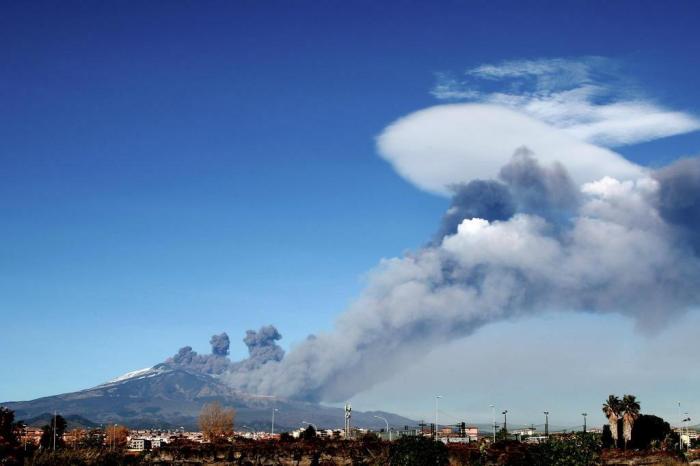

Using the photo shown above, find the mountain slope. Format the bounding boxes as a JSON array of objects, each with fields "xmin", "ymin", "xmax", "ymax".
[{"xmin": 2, "ymin": 364, "xmax": 414, "ymax": 431}]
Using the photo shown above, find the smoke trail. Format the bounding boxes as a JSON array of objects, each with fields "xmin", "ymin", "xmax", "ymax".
[{"xmin": 221, "ymin": 152, "xmax": 700, "ymax": 402}]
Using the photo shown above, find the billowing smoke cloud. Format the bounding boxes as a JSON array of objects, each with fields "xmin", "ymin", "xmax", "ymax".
[
  {"xmin": 653, "ymin": 157, "xmax": 700, "ymax": 252},
  {"xmin": 165, "ymin": 326, "xmax": 284, "ymax": 376},
  {"xmin": 210, "ymin": 332, "xmax": 230, "ymax": 356},
  {"xmin": 498, "ymin": 147, "xmax": 579, "ymax": 217},
  {"xmin": 436, "ymin": 148, "xmax": 578, "ymax": 241},
  {"xmin": 218, "ymin": 151, "xmax": 700, "ymax": 402},
  {"xmin": 435, "ymin": 180, "xmax": 514, "ymax": 241}
]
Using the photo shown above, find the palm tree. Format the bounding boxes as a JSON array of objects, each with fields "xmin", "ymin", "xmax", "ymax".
[
  {"xmin": 602, "ymin": 395, "xmax": 622, "ymax": 447},
  {"xmin": 621, "ymin": 394, "xmax": 640, "ymax": 449}
]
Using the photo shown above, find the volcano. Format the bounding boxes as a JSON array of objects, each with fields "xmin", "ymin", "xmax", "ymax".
[{"xmin": 3, "ymin": 364, "xmax": 413, "ymax": 431}]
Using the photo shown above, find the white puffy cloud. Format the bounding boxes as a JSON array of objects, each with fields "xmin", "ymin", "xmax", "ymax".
[
  {"xmin": 376, "ymin": 103, "xmax": 644, "ymax": 195},
  {"xmin": 431, "ymin": 58, "xmax": 700, "ymax": 148}
]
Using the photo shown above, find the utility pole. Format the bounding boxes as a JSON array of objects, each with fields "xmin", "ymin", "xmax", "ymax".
[
  {"xmin": 435, "ymin": 396, "xmax": 442, "ymax": 441},
  {"xmin": 52, "ymin": 411, "xmax": 56, "ymax": 452},
  {"xmin": 544, "ymin": 412, "xmax": 549, "ymax": 438},
  {"xmin": 502, "ymin": 410, "xmax": 508, "ymax": 435},
  {"xmin": 490, "ymin": 405, "xmax": 496, "ymax": 443},
  {"xmin": 582, "ymin": 413, "xmax": 587, "ymax": 433}
]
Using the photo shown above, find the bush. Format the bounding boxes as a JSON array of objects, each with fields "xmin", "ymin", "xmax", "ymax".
[
  {"xmin": 528, "ymin": 433, "xmax": 602, "ymax": 466},
  {"xmin": 389, "ymin": 436, "xmax": 448, "ymax": 466},
  {"xmin": 630, "ymin": 414, "xmax": 673, "ymax": 450}
]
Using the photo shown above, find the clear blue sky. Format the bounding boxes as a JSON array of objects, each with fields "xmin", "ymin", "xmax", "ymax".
[{"xmin": 2, "ymin": 1, "xmax": 700, "ymax": 424}]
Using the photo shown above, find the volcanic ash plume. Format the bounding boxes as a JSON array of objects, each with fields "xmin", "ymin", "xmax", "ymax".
[
  {"xmin": 218, "ymin": 151, "xmax": 700, "ymax": 402},
  {"xmin": 166, "ymin": 326, "xmax": 284, "ymax": 376}
]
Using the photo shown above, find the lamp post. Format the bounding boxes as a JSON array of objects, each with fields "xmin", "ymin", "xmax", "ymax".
[
  {"xmin": 502, "ymin": 410, "xmax": 508, "ymax": 435},
  {"xmin": 271, "ymin": 408, "xmax": 279, "ymax": 435},
  {"xmin": 435, "ymin": 396, "xmax": 443, "ymax": 440},
  {"xmin": 544, "ymin": 412, "xmax": 549, "ymax": 438},
  {"xmin": 582, "ymin": 413, "xmax": 587, "ymax": 433},
  {"xmin": 490, "ymin": 405, "xmax": 496, "ymax": 443},
  {"xmin": 374, "ymin": 415, "xmax": 391, "ymax": 441},
  {"xmin": 677, "ymin": 402, "xmax": 682, "ymax": 451}
]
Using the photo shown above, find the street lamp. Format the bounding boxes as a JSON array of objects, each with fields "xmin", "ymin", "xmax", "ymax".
[
  {"xmin": 435, "ymin": 395, "xmax": 443, "ymax": 440},
  {"xmin": 374, "ymin": 415, "xmax": 391, "ymax": 441},
  {"xmin": 502, "ymin": 410, "xmax": 508, "ymax": 435},
  {"xmin": 582, "ymin": 413, "xmax": 587, "ymax": 433},
  {"xmin": 678, "ymin": 402, "xmax": 682, "ymax": 451},
  {"xmin": 543, "ymin": 412, "xmax": 549, "ymax": 438},
  {"xmin": 490, "ymin": 405, "xmax": 496, "ymax": 442},
  {"xmin": 271, "ymin": 408, "xmax": 279, "ymax": 435}
]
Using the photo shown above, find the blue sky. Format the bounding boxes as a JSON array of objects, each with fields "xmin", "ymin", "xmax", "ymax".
[{"xmin": 2, "ymin": 1, "xmax": 700, "ymax": 425}]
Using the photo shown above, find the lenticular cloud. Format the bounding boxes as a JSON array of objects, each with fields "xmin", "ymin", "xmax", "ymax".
[{"xmin": 219, "ymin": 153, "xmax": 700, "ymax": 402}]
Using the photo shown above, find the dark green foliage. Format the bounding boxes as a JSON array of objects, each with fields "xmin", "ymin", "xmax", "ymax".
[
  {"xmin": 300, "ymin": 425, "xmax": 317, "ymax": 441},
  {"xmin": 39, "ymin": 414, "xmax": 67, "ymax": 450},
  {"xmin": 388, "ymin": 435, "xmax": 449, "ymax": 466},
  {"xmin": 0, "ymin": 407, "xmax": 25, "ymax": 465},
  {"xmin": 601, "ymin": 425, "xmax": 614, "ymax": 449},
  {"xmin": 630, "ymin": 414, "xmax": 672, "ymax": 450},
  {"xmin": 495, "ymin": 427, "xmax": 510, "ymax": 442},
  {"xmin": 528, "ymin": 433, "xmax": 602, "ymax": 466}
]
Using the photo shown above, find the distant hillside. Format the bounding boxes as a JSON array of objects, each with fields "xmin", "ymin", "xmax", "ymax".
[
  {"xmin": 2, "ymin": 363, "xmax": 414, "ymax": 431},
  {"xmin": 21, "ymin": 413, "xmax": 98, "ymax": 429}
]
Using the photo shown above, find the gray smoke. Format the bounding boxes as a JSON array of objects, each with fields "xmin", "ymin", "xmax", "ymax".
[
  {"xmin": 498, "ymin": 147, "xmax": 579, "ymax": 217},
  {"xmin": 217, "ymin": 151, "xmax": 700, "ymax": 402},
  {"xmin": 167, "ymin": 345, "xmax": 232, "ymax": 375},
  {"xmin": 435, "ymin": 149, "xmax": 578, "ymax": 241},
  {"xmin": 210, "ymin": 332, "xmax": 230, "ymax": 356},
  {"xmin": 435, "ymin": 180, "xmax": 514, "ymax": 241},
  {"xmin": 653, "ymin": 157, "xmax": 700, "ymax": 251},
  {"xmin": 166, "ymin": 326, "xmax": 284, "ymax": 376},
  {"xmin": 230, "ymin": 325, "xmax": 285, "ymax": 372}
]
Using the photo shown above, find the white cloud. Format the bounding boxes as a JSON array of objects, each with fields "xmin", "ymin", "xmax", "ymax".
[
  {"xmin": 376, "ymin": 103, "xmax": 644, "ymax": 195},
  {"xmin": 430, "ymin": 58, "xmax": 700, "ymax": 149}
]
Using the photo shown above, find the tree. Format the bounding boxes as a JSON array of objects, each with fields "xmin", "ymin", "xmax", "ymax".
[
  {"xmin": 105, "ymin": 425, "xmax": 129, "ymax": 449},
  {"xmin": 39, "ymin": 414, "xmax": 67, "ymax": 450},
  {"xmin": 388, "ymin": 436, "xmax": 449, "ymax": 466},
  {"xmin": 199, "ymin": 401, "xmax": 235, "ymax": 442},
  {"xmin": 602, "ymin": 395, "xmax": 622, "ymax": 448},
  {"xmin": 0, "ymin": 407, "xmax": 24, "ymax": 465},
  {"xmin": 80, "ymin": 428, "xmax": 105, "ymax": 448},
  {"xmin": 601, "ymin": 425, "xmax": 614, "ymax": 449},
  {"xmin": 621, "ymin": 394, "xmax": 640, "ymax": 449},
  {"xmin": 630, "ymin": 414, "xmax": 672, "ymax": 450},
  {"xmin": 300, "ymin": 425, "xmax": 316, "ymax": 441},
  {"xmin": 530, "ymin": 432, "xmax": 602, "ymax": 465},
  {"xmin": 495, "ymin": 427, "xmax": 510, "ymax": 442}
]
